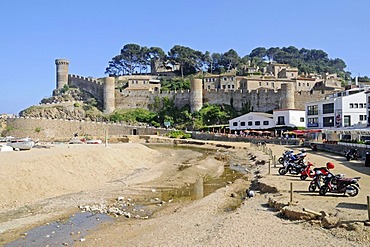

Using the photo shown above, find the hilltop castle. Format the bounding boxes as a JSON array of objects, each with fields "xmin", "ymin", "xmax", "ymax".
[{"xmin": 54, "ymin": 59, "xmax": 343, "ymax": 114}]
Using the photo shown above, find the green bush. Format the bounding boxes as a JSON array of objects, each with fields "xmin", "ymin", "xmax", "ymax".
[{"xmin": 167, "ymin": 130, "xmax": 191, "ymax": 139}]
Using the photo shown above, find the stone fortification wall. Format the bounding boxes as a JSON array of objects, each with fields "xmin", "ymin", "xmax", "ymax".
[
  {"xmin": 65, "ymin": 73, "xmax": 328, "ymax": 113},
  {"xmin": 6, "ymin": 117, "xmax": 169, "ymax": 142},
  {"xmin": 293, "ymin": 91, "xmax": 328, "ymax": 110},
  {"xmin": 68, "ymin": 75, "xmax": 104, "ymax": 103},
  {"xmin": 116, "ymin": 90, "xmax": 191, "ymax": 110},
  {"xmin": 203, "ymin": 89, "xmax": 281, "ymax": 112}
]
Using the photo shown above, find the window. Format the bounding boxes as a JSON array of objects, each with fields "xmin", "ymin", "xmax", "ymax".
[
  {"xmin": 240, "ymin": 122, "xmax": 246, "ymax": 126},
  {"xmin": 248, "ymin": 121, "xmax": 252, "ymax": 126},
  {"xmin": 259, "ymin": 82, "xmax": 262, "ymax": 86},
  {"xmin": 360, "ymin": 115, "xmax": 367, "ymax": 121},
  {"xmin": 266, "ymin": 82, "xmax": 269, "ymax": 86},
  {"xmin": 298, "ymin": 82, "xmax": 301, "ymax": 86},
  {"xmin": 233, "ymin": 122, "xmax": 237, "ymax": 126},
  {"xmin": 255, "ymin": 121, "xmax": 260, "ymax": 126},
  {"xmin": 344, "ymin": 115, "xmax": 351, "ymax": 127},
  {"xmin": 231, "ymin": 77, "xmax": 234, "ymax": 81},
  {"xmin": 354, "ymin": 103, "xmax": 358, "ymax": 108},
  {"xmin": 307, "ymin": 105, "xmax": 318, "ymax": 115},
  {"xmin": 323, "ymin": 117, "xmax": 334, "ymax": 127},
  {"xmin": 360, "ymin": 103, "xmax": 364, "ymax": 108},
  {"xmin": 232, "ymin": 85, "xmax": 234, "ymax": 89},
  {"xmin": 300, "ymin": 117, "xmax": 304, "ymax": 122},
  {"xmin": 272, "ymin": 82, "xmax": 275, "ymax": 87},
  {"xmin": 228, "ymin": 85, "xmax": 231, "ymax": 89},
  {"xmin": 349, "ymin": 103, "xmax": 354, "ymax": 108},
  {"xmin": 263, "ymin": 121, "xmax": 269, "ymax": 125},
  {"xmin": 322, "ymin": 103, "xmax": 334, "ymax": 114},
  {"xmin": 277, "ymin": 116, "xmax": 285, "ymax": 125},
  {"xmin": 307, "ymin": 83, "xmax": 309, "ymax": 86},
  {"xmin": 308, "ymin": 117, "xmax": 318, "ymax": 127},
  {"xmin": 224, "ymin": 77, "xmax": 227, "ymax": 81},
  {"xmin": 222, "ymin": 85, "xmax": 226, "ymax": 89}
]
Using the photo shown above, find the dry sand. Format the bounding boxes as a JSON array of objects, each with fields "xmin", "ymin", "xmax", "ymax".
[{"xmin": 0, "ymin": 139, "xmax": 369, "ymax": 246}]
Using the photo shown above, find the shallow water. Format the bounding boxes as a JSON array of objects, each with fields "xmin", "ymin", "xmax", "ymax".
[
  {"xmin": 5, "ymin": 212, "xmax": 111, "ymax": 247},
  {"xmin": 5, "ymin": 144, "xmax": 248, "ymax": 246}
]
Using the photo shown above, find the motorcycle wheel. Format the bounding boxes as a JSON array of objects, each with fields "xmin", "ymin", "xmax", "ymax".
[
  {"xmin": 278, "ymin": 167, "xmax": 287, "ymax": 175},
  {"xmin": 347, "ymin": 186, "xmax": 359, "ymax": 197},
  {"xmin": 300, "ymin": 175, "xmax": 308, "ymax": 180},
  {"xmin": 278, "ymin": 157, "xmax": 284, "ymax": 164},
  {"xmin": 308, "ymin": 183, "xmax": 316, "ymax": 192},
  {"xmin": 319, "ymin": 185, "xmax": 328, "ymax": 196}
]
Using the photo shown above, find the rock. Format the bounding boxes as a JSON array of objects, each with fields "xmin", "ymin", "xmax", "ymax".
[
  {"xmin": 117, "ymin": 196, "xmax": 125, "ymax": 201},
  {"xmin": 365, "ymin": 221, "xmax": 370, "ymax": 226},
  {"xmin": 321, "ymin": 216, "xmax": 339, "ymax": 228}
]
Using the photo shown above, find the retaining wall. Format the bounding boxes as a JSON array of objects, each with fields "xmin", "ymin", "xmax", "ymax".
[{"xmin": 5, "ymin": 117, "xmax": 169, "ymax": 142}]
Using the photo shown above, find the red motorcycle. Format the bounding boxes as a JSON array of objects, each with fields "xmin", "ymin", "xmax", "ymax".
[{"xmin": 307, "ymin": 162, "xmax": 332, "ymax": 192}]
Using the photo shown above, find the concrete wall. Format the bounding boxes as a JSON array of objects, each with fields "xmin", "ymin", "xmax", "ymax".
[{"xmin": 6, "ymin": 117, "xmax": 169, "ymax": 142}]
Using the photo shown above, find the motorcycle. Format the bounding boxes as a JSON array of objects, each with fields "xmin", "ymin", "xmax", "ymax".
[
  {"xmin": 308, "ymin": 162, "xmax": 334, "ymax": 192},
  {"xmin": 319, "ymin": 173, "xmax": 361, "ymax": 197},
  {"xmin": 278, "ymin": 150, "xmax": 294, "ymax": 164},
  {"xmin": 278, "ymin": 150, "xmax": 306, "ymax": 165},
  {"xmin": 345, "ymin": 148, "xmax": 359, "ymax": 161},
  {"xmin": 278, "ymin": 154, "xmax": 307, "ymax": 175}
]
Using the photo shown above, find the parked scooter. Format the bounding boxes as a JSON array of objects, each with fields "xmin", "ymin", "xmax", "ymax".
[
  {"xmin": 308, "ymin": 162, "xmax": 333, "ymax": 192},
  {"xmin": 319, "ymin": 172, "xmax": 361, "ymax": 197},
  {"xmin": 278, "ymin": 154, "xmax": 307, "ymax": 175},
  {"xmin": 278, "ymin": 149, "xmax": 306, "ymax": 165},
  {"xmin": 345, "ymin": 148, "xmax": 359, "ymax": 161},
  {"xmin": 278, "ymin": 149, "xmax": 294, "ymax": 164}
]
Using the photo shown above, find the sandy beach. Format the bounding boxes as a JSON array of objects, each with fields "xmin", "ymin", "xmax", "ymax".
[{"xmin": 1, "ymin": 139, "xmax": 369, "ymax": 246}]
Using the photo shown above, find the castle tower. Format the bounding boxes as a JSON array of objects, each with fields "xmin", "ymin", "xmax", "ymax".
[
  {"xmin": 190, "ymin": 78, "xmax": 203, "ymax": 113},
  {"xmin": 55, "ymin": 59, "xmax": 70, "ymax": 91},
  {"xmin": 103, "ymin": 77, "xmax": 115, "ymax": 114},
  {"xmin": 280, "ymin": 83, "xmax": 295, "ymax": 109}
]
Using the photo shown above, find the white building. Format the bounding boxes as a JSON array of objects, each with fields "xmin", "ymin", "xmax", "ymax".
[
  {"xmin": 273, "ymin": 109, "xmax": 305, "ymax": 128},
  {"xmin": 305, "ymin": 88, "xmax": 367, "ymax": 129},
  {"xmin": 229, "ymin": 112, "xmax": 274, "ymax": 131}
]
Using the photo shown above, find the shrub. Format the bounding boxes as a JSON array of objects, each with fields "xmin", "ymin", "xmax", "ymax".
[{"xmin": 167, "ymin": 130, "xmax": 191, "ymax": 139}]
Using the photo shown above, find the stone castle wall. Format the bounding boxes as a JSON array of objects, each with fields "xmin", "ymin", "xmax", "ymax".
[
  {"xmin": 6, "ymin": 117, "xmax": 168, "ymax": 142},
  {"xmin": 68, "ymin": 75, "xmax": 104, "ymax": 103},
  {"xmin": 65, "ymin": 73, "xmax": 329, "ymax": 113}
]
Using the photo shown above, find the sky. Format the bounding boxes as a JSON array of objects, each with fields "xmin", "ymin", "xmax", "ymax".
[{"xmin": 1, "ymin": 0, "xmax": 370, "ymax": 114}]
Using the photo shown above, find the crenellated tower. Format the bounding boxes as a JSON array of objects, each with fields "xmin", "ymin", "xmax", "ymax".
[{"xmin": 55, "ymin": 59, "xmax": 70, "ymax": 93}]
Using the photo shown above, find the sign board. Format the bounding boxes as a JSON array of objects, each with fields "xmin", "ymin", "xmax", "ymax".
[{"xmin": 164, "ymin": 121, "xmax": 171, "ymax": 128}]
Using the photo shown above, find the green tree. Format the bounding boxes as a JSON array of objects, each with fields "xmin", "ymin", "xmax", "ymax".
[{"xmin": 168, "ymin": 45, "xmax": 204, "ymax": 77}]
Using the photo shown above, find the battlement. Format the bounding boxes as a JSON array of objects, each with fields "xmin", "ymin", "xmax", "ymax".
[
  {"xmin": 68, "ymin": 74, "xmax": 103, "ymax": 85},
  {"xmin": 55, "ymin": 59, "xmax": 69, "ymax": 65}
]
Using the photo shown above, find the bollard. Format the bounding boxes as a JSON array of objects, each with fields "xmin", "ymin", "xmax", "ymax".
[
  {"xmin": 290, "ymin": 182, "xmax": 293, "ymax": 203},
  {"xmin": 273, "ymin": 155, "xmax": 276, "ymax": 167},
  {"xmin": 105, "ymin": 128, "xmax": 108, "ymax": 147},
  {"xmin": 368, "ymin": 196, "xmax": 370, "ymax": 221},
  {"xmin": 268, "ymin": 160, "xmax": 271, "ymax": 175}
]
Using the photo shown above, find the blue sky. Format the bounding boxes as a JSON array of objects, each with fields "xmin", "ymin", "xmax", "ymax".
[{"xmin": 1, "ymin": 0, "xmax": 369, "ymax": 114}]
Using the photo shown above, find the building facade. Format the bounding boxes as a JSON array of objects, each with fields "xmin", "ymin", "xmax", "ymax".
[{"xmin": 305, "ymin": 88, "xmax": 367, "ymax": 129}]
